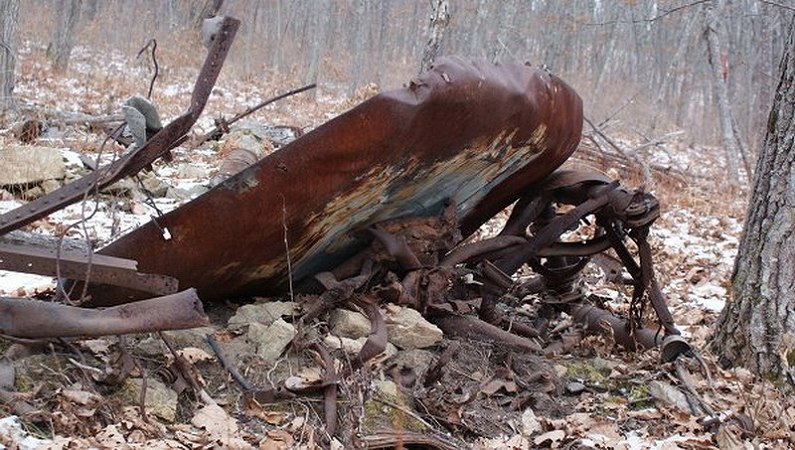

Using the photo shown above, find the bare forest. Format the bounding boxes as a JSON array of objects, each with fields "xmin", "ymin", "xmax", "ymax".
[
  {"xmin": 1, "ymin": 0, "xmax": 795, "ymax": 448},
  {"xmin": 14, "ymin": 1, "xmax": 791, "ymax": 147}
]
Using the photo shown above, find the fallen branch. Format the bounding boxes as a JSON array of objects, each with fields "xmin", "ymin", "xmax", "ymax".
[
  {"xmin": 194, "ymin": 83, "xmax": 316, "ymax": 147},
  {"xmin": 0, "ymin": 289, "xmax": 207, "ymax": 339}
]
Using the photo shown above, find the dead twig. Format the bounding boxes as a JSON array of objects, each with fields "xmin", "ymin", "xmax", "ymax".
[
  {"xmin": 206, "ymin": 334, "xmax": 254, "ymax": 392},
  {"xmin": 136, "ymin": 39, "xmax": 159, "ymax": 99},
  {"xmin": 194, "ymin": 83, "xmax": 316, "ymax": 147}
]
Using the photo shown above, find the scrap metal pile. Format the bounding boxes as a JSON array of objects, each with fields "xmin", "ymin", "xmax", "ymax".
[{"xmin": 1, "ymin": 15, "xmax": 691, "ymax": 436}]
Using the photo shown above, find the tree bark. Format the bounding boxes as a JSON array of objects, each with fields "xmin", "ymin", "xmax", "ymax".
[
  {"xmin": 419, "ymin": 0, "xmax": 450, "ymax": 74},
  {"xmin": 704, "ymin": 0, "xmax": 742, "ymax": 186},
  {"xmin": 0, "ymin": 0, "xmax": 19, "ymax": 112},
  {"xmin": 712, "ymin": 16, "xmax": 795, "ymax": 391},
  {"xmin": 48, "ymin": 0, "xmax": 81, "ymax": 72}
]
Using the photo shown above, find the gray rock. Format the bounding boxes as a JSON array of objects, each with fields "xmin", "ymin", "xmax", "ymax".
[
  {"xmin": 102, "ymin": 178, "xmax": 136, "ymax": 196},
  {"xmin": 384, "ymin": 305, "xmax": 443, "ymax": 350},
  {"xmin": 20, "ymin": 185, "xmax": 44, "ymax": 200},
  {"xmin": 138, "ymin": 172, "xmax": 170, "ymax": 198},
  {"xmin": 323, "ymin": 335, "xmax": 398, "ymax": 357},
  {"xmin": 160, "ymin": 327, "xmax": 217, "ymax": 352},
  {"xmin": 247, "ymin": 319, "xmax": 296, "ymax": 362},
  {"xmin": 566, "ymin": 381, "xmax": 587, "ymax": 394},
  {"xmin": 648, "ymin": 380, "xmax": 696, "ymax": 414},
  {"xmin": 230, "ymin": 120, "xmax": 273, "ymax": 144},
  {"xmin": 176, "ymin": 164, "xmax": 208, "ymax": 180},
  {"xmin": 40, "ymin": 179, "xmax": 62, "ymax": 195},
  {"xmin": 228, "ymin": 301, "xmax": 299, "ymax": 327},
  {"xmin": 372, "ymin": 379, "xmax": 399, "ymax": 398},
  {"xmin": 329, "ymin": 309, "xmax": 372, "ymax": 339},
  {"xmin": 119, "ymin": 377, "xmax": 178, "ymax": 422},
  {"xmin": 0, "ymin": 145, "xmax": 65, "ymax": 186},
  {"xmin": 133, "ymin": 335, "xmax": 167, "ymax": 357},
  {"xmin": 386, "ymin": 349, "xmax": 435, "ymax": 387},
  {"xmin": 184, "ymin": 184, "xmax": 209, "ymax": 198}
]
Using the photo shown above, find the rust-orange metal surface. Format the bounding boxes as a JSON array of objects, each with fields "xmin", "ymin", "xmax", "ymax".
[{"xmin": 91, "ymin": 57, "xmax": 583, "ymax": 304}]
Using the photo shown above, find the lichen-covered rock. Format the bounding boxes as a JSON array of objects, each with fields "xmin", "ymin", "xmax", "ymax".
[
  {"xmin": 247, "ymin": 318, "xmax": 296, "ymax": 362},
  {"xmin": 229, "ymin": 301, "xmax": 299, "ymax": 327},
  {"xmin": 0, "ymin": 145, "xmax": 65, "ymax": 187},
  {"xmin": 118, "ymin": 377, "xmax": 178, "ymax": 422}
]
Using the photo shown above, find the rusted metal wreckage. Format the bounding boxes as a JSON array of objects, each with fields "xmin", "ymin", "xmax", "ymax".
[{"xmin": 1, "ymin": 16, "xmax": 690, "ymax": 366}]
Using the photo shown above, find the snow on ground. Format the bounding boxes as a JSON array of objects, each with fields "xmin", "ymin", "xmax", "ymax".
[{"xmin": 3, "ymin": 41, "xmax": 779, "ymax": 448}]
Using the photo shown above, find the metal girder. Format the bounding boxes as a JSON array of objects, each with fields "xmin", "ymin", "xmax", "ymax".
[{"xmin": 0, "ymin": 243, "xmax": 177, "ymax": 295}]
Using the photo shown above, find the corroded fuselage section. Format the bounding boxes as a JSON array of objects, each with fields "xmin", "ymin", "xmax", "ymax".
[{"xmin": 93, "ymin": 56, "xmax": 583, "ymax": 304}]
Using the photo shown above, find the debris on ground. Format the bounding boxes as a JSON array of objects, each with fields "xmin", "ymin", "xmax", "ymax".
[{"xmin": 1, "ymin": 15, "xmax": 792, "ymax": 450}]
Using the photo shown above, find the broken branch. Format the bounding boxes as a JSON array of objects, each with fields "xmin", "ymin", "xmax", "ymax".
[{"xmin": 194, "ymin": 83, "xmax": 316, "ymax": 146}]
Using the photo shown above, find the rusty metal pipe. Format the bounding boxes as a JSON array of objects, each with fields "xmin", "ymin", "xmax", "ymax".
[
  {"xmin": 569, "ymin": 303, "xmax": 662, "ymax": 351},
  {"xmin": 0, "ymin": 289, "xmax": 206, "ymax": 339}
]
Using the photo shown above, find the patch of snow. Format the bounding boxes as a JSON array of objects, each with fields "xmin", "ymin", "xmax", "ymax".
[
  {"xmin": 0, "ymin": 416, "xmax": 52, "ymax": 449},
  {"xmin": 0, "ymin": 271, "xmax": 55, "ymax": 296}
]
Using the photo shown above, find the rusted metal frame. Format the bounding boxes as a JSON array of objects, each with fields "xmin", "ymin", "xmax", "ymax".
[
  {"xmin": 569, "ymin": 303, "xmax": 661, "ymax": 351},
  {"xmin": 478, "ymin": 281, "xmax": 542, "ymax": 339},
  {"xmin": 603, "ymin": 219, "xmax": 671, "ymax": 335},
  {"xmin": 496, "ymin": 181, "xmax": 620, "ymax": 276},
  {"xmin": 349, "ymin": 297, "xmax": 389, "ymax": 371},
  {"xmin": 306, "ymin": 342, "xmax": 338, "ymax": 439},
  {"xmin": 0, "ymin": 16, "xmax": 240, "ymax": 236},
  {"xmin": 529, "ymin": 256, "xmax": 589, "ymax": 288},
  {"xmin": 0, "ymin": 243, "xmax": 177, "ymax": 295},
  {"xmin": 498, "ymin": 191, "xmax": 551, "ymax": 237},
  {"xmin": 440, "ymin": 235, "xmax": 526, "ymax": 267},
  {"xmin": 302, "ymin": 259, "xmax": 374, "ymax": 324},
  {"xmin": 429, "ymin": 307, "xmax": 541, "ymax": 352},
  {"xmin": 368, "ymin": 226, "xmax": 423, "ymax": 271},
  {"xmin": 361, "ymin": 430, "xmax": 461, "ymax": 450},
  {"xmin": 0, "ymin": 289, "xmax": 206, "ymax": 339},
  {"xmin": 632, "ymin": 227, "xmax": 680, "ymax": 336}
]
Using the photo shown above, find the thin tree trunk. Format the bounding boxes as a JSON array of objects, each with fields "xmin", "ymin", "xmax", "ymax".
[
  {"xmin": 348, "ymin": 0, "xmax": 369, "ymax": 96},
  {"xmin": 712, "ymin": 15, "xmax": 795, "ymax": 391},
  {"xmin": 0, "ymin": 0, "xmax": 19, "ymax": 112},
  {"xmin": 704, "ymin": 0, "xmax": 741, "ymax": 187},
  {"xmin": 48, "ymin": 0, "xmax": 81, "ymax": 72},
  {"xmin": 305, "ymin": 0, "xmax": 332, "ymax": 100},
  {"xmin": 419, "ymin": 0, "xmax": 450, "ymax": 74}
]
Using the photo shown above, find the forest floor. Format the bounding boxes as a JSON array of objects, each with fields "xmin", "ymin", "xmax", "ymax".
[{"xmin": 0, "ymin": 43, "xmax": 793, "ymax": 449}]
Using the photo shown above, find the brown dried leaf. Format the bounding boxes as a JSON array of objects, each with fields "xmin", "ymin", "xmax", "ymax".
[
  {"xmin": 246, "ymin": 402, "xmax": 288, "ymax": 425},
  {"xmin": 62, "ymin": 389, "xmax": 102, "ymax": 406},
  {"xmin": 534, "ymin": 429, "xmax": 565, "ymax": 446},
  {"xmin": 177, "ymin": 347, "xmax": 214, "ymax": 363}
]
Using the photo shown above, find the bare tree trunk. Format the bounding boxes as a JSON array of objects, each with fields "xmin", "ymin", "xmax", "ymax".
[
  {"xmin": 0, "ymin": 0, "xmax": 19, "ymax": 112},
  {"xmin": 48, "ymin": 0, "xmax": 81, "ymax": 72},
  {"xmin": 305, "ymin": 0, "xmax": 332, "ymax": 100},
  {"xmin": 419, "ymin": 0, "xmax": 450, "ymax": 74},
  {"xmin": 704, "ymin": 0, "xmax": 742, "ymax": 186},
  {"xmin": 193, "ymin": 0, "xmax": 223, "ymax": 28},
  {"xmin": 712, "ymin": 16, "xmax": 795, "ymax": 392},
  {"xmin": 348, "ymin": 0, "xmax": 369, "ymax": 96}
]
